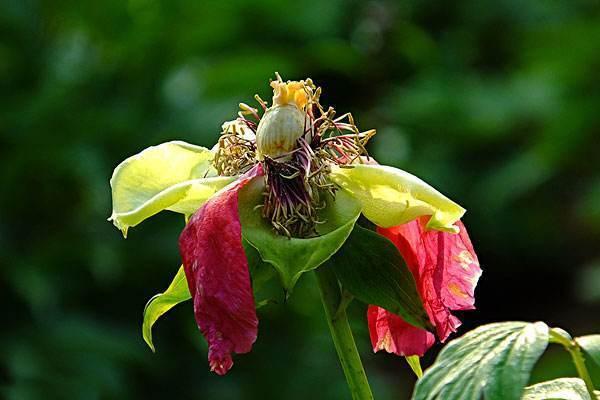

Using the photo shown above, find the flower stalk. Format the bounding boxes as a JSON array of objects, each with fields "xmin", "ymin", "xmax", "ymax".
[
  {"xmin": 549, "ymin": 328, "xmax": 598, "ymax": 399},
  {"xmin": 315, "ymin": 267, "xmax": 374, "ymax": 400}
]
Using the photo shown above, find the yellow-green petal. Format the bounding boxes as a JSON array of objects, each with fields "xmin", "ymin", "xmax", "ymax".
[
  {"xmin": 330, "ymin": 164, "xmax": 465, "ymax": 233},
  {"xmin": 109, "ymin": 141, "xmax": 235, "ymax": 236},
  {"xmin": 142, "ymin": 265, "xmax": 190, "ymax": 352},
  {"xmin": 405, "ymin": 355, "xmax": 424, "ymax": 379}
]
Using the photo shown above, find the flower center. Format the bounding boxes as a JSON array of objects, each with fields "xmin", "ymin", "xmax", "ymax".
[{"xmin": 213, "ymin": 73, "xmax": 376, "ymax": 238}]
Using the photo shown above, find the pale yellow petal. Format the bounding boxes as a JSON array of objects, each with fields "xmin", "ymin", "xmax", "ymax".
[
  {"xmin": 330, "ymin": 164, "xmax": 465, "ymax": 233},
  {"xmin": 109, "ymin": 141, "xmax": 233, "ymax": 236}
]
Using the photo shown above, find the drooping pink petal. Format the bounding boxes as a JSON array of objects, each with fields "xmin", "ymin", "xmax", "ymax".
[
  {"xmin": 368, "ymin": 305, "xmax": 435, "ymax": 357},
  {"xmin": 378, "ymin": 218, "xmax": 481, "ymax": 342},
  {"xmin": 179, "ymin": 164, "xmax": 263, "ymax": 375},
  {"xmin": 368, "ymin": 218, "xmax": 481, "ymax": 357}
]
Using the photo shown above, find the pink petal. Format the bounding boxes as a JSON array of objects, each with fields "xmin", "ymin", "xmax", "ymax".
[
  {"xmin": 179, "ymin": 164, "xmax": 263, "ymax": 375},
  {"xmin": 378, "ymin": 218, "xmax": 481, "ymax": 342},
  {"xmin": 368, "ymin": 305, "xmax": 435, "ymax": 357}
]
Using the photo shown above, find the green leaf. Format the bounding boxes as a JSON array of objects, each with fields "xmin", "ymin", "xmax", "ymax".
[
  {"xmin": 142, "ymin": 241, "xmax": 279, "ymax": 352},
  {"xmin": 406, "ymin": 355, "xmax": 424, "ymax": 379},
  {"xmin": 549, "ymin": 327, "xmax": 573, "ymax": 343},
  {"xmin": 328, "ymin": 225, "xmax": 429, "ymax": 329},
  {"xmin": 142, "ymin": 265, "xmax": 190, "ymax": 352},
  {"xmin": 413, "ymin": 322, "xmax": 550, "ymax": 400},
  {"xmin": 238, "ymin": 178, "xmax": 361, "ymax": 292},
  {"xmin": 109, "ymin": 141, "xmax": 235, "ymax": 236},
  {"xmin": 243, "ymin": 240, "xmax": 280, "ymax": 305},
  {"xmin": 522, "ymin": 378, "xmax": 591, "ymax": 400},
  {"xmin": 576, "ymin": 335, "xmax": 600, "ymax": 368},
  {"xmin": 330, "ymin": 164, "xmax": 465, "ymax": 233}
]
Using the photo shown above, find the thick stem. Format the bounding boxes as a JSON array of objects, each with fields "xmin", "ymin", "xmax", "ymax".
[{"xmin": 315, "ymin": 267, "xmax": 374, "ymax": 400}]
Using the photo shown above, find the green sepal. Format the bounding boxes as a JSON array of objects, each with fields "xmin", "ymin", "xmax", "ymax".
[
  {"xmin": 238, "ymin": 178, "xmax": 361, "ymax": 292},
  {"xmin": 413, "ymin": 321, "xmax": 549, "ymax": 400},
  {"xmin": 406, "ymin": 355, "xmax": 424, "ymax": 379},
  {"xmin": 243, "ymin": 240, "xmax": 280, "ymax": 306},
  {"xmin": 109, "ymin": 141, "xmax": 235, "ymax": 236},
  {"xmin": 328, "ymin": 225, "xmax": 429, "ymax": 330}
]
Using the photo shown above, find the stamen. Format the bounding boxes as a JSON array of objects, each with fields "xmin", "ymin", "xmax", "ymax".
[
  {"xmin": 213, "ymin": 118, "xmax": 258, "ymax": 176},
  {"xmin": 213, "ymin": 74, "xmax": 376, "ymax": 238}
]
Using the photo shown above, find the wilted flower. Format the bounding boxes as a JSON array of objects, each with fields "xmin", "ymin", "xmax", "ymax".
[{"xmin": 109, "ymin": 73, "xmax": 481, "ymax": 375}]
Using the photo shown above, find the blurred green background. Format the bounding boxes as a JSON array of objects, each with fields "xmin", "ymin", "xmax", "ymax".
[{"xmin": 1, "ymin": 0, "xmax": 599, "ymax": 399}]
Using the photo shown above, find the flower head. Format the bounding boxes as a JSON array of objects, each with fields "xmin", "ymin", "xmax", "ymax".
[{"xmin": 109, "ymin": 73, "xmax": 481, "ymax": 374}]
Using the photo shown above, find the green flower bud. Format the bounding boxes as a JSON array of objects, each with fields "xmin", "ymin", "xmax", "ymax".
[
  {"xmin": 256, "ymin": 104, "xmax": 306, "ymax": 160},
  {"xmin": 256, "ymin": 79, "xmax": 309, "ymax": 160}
]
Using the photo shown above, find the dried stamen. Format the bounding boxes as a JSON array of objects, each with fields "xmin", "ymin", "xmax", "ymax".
[
  {"xmin": 212, "ymin": 74, "xmax": 376, "ymax": 238},
  {"xmin": 262, "ymin": 137, "xmax": 336, "ymax": 237},
  {"xmin": 213, "ymin": 119, "xmax": 258, "ymax": 176}
]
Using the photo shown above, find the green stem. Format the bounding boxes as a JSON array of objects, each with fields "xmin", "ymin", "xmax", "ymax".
[
  {"xmin": 315, "ymin": 267, "xmax": 374, "ymax": 400},
  {"xmin": 550, "ymin": 329, "xmax": 597, "ymax": 399},
  {"xmin": 570, "ymin": 345, "xmax": 598, "ymax": 399}
]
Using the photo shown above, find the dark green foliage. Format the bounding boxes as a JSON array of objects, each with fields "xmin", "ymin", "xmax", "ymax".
[
  {"xmin": 330, "ymin": 225, "xmax": 429, "ymax": 330},
  {"xmin": 413, "ymin": 322, "xmax": 550, "ymax": 400},
  {"xmin": 578, "ymin": 336, "xmax": 600, "ymax": 369}
]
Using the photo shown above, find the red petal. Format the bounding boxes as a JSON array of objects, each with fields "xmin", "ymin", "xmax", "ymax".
[
  {"xmin": 378, "ymin": 218, "xmax": 481, "ymax": 342},
  {"xmin": 179, "ymin": 164, "xmax": 263, "ymax": 375},
  {"xmin": 368, "ymin": 305, "xmax": 435, "ymax": 356}
]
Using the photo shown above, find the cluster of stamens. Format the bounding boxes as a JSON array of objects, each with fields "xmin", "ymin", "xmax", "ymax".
[
  {"xmin": 213, "ymin": 74, "xmax": 375, "ymax": 237},
  {"xmin": 213, "ymin": 119, "xmax": 257, "ymax": 176},
  {"xmin": 261, "ymin": 137, "xmax": 334, "ymax": 237}
]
